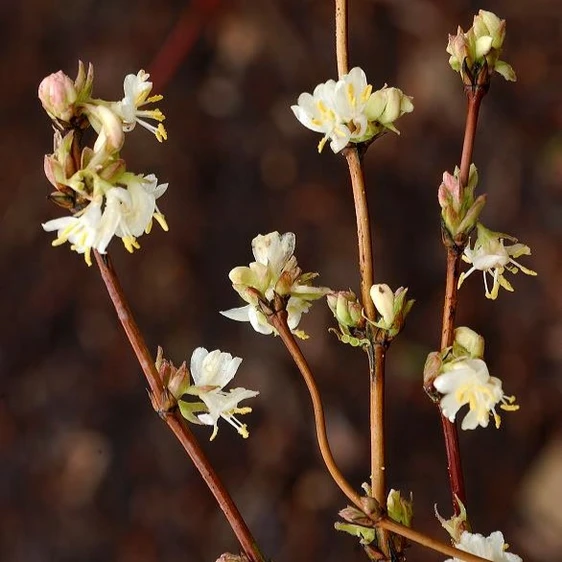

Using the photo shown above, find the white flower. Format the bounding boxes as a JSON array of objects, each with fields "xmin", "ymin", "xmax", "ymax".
[
  {"xmin": 221, "ymin": 232, "xmax": 329, "ymax": 338},
  {"xmin": 42, "ymin": 195, "xmax": 118, "ymax": 266},
  {"xmin": 112, "ymin": 70, "xmax": 167, "ymax": 141},
  {"xmin": 433, "ymin": 358, "xmax": 518, "ymax": 430},
  {"xmin": 444, "ymin": 531, "xmax": 522, "ymax": 562},
  {"xmin": 105, "ymin": 173, "xmax": 169, "ymax": 253},
  {"xmin": 42, "ymin": 172, "xmax": 168, "ymax": 263},
  {"xmin": 291, "ymin": 79, "xmax": 344, "ymax": 152},
  {"xmin": 458, "ymin": 223, "xmax": 537, "ymax": 300},
  {"xmin": 291, "ymin": 67, "xmax": 412, "ymax": 153},
  {"xmin": 189, "ymin": 348, "xmax": 259, "ymax": 440},
  {"xmin": 331, "ymin": 67, "xmax": 372, "ymax": 139}
]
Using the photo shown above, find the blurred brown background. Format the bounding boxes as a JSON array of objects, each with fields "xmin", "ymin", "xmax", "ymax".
[{"xmin": 1, "ymin": 0, "xmax": 561, "ymax": 561}]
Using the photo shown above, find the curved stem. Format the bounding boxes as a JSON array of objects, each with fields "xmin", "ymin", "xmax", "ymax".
[
  {"xmin": 438, "ymin": 90, "xmax": 485, "ymax": 515},
  {"xmin": 270, "ymin": 311, "xmax": 490, "ymax": 562},
  {"xmin": 269, "ymin": 311, "xmax": 361, "ymax": 506},
  {"xmin": 94, "ymin": 252, "xmax": 265, "ymax": 562},
  {"xmin": 379, "ymin": 518, "xmax": 491, "ymax": 562}
]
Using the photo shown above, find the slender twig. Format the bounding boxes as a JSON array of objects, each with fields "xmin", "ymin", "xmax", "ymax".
[
  {"xmin": 270, "ymin": 310, "xmax": 490, "ymax": 562},
  {"xmin": 343, "ymin": 147, "xmax": 376, "ymax": 321},
  {"xmin": 458, "ymin": 92, "xmax": 485, "ymax": 189},
  {"xmin": 94, "ymin": 251, "xmax": 265, "ymax": 562},
  {"xmin": 438, "ymin": 88, "xmax": 485, "ymax": 515},
  {"xmin": 269, "ymin": 310, "xmax": 359, "ymax": 505},
  {"xmin": 335, "ymin": 0, "xmax": 348, "ymax": 77},
  {"xmin": 379, "ymin": 518, "xmax": 490, "ymax": 562},
  {"xmin": 439, "ymin": 247, "xmax": 465, "ymax": 513},
  {"xmin": 335, "ymin": 0, "xmax": 388, "ymax": 553},
  {"xmin": 148, "ymin": 0, "xmax": 221, "ymax": 91},
  {"xmin": 371, "ymin": 344, "xmax": 386, "ymax": 501}
]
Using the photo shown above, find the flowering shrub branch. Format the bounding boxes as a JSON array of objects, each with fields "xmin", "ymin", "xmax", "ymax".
[{"xmin": 36, "ymin": 2, "xmax": 532, "ymax": 561}]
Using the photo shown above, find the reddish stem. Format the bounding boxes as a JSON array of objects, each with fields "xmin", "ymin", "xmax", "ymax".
[
  {"xmin": 438, "ymin": 89, "xmax": 485, "ymax": 515},
  {"xmin": 94, "ymin": 252, "xmax": 265, "ymax": 562}
]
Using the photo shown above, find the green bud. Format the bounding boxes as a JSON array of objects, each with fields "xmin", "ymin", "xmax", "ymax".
[
  {"xmin": 364, "ymin": 85, "xmax": 413, "ymax": 134},
  {"xmin": 438, "ymin": 165, "xmax": 485, "ymax": 244},
  {"xmin": 327, "ymin": 290, "xmax": 364, "ymax": 329},
  {"xmin": 446, "ymin": 10, "xmax": 516, "ymax": 85},
  {"xmin": 453, "ymin": 327, "xmax": 485, "ymax": 359},
  {"xmin": 73, "ymin": 60, "xmax": 95, "ymax": 102},
  {"xmin": 387, "ymin": 489, "xmax": 414, "ymax": 528}
]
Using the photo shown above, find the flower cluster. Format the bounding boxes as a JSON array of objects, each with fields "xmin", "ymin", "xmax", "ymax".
[
  {"xmin": 425, "ymin": 327, "xmax": 519, "ymax": 431},
  {"xmin": 156, "ymin": 347, "xmax": 259, "ymax": 441},
  {"xmin": 291, "ymin": 67, "xmax": 413, "ymax": 153},
  {"xmin": 447, "ymin": 10, "xmax": 516, "ymax": 83},
  {"xmin": 221, "ymin": 232, "xmax": 329, "ymax": 338},
  {"xmin": 39, "ymin": 62, "xmax": 169, "ymax": 265},
  {"xmin": 458, "ymin": 223, "xmax": 537, "ymax": 300}
]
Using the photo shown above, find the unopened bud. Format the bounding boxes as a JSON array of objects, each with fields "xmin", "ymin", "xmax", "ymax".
[
  {"xmin": 453, "ymin": 327, "xmax": 485, "ymax": 359},
  {"xmin": 439, "ymin": 164, "xmax": 485, "ymax": 242},
  {"xmin": 474, "ymin": 10, "xmax": 506, "ymax": 50},
  {"xmin": 447, "ymin": 10, "xmax": 515, "ymax": 84},
  {"xmin": 370, "ymin": 284, "xmax": 395, "ymax": 327},
  {"xmin": 38, "ymin": 71, "xmax": 78, "ymax": 122},
  {"xmin": 327, "ymin": 290, "xmax": 364, "ymax": 328},
  {"xmin": 365, "ymin": 86, "xmax": 413, "ymax": 133},
  {"xmin": 87, "ymin": 105, "xmax": 125, "ymax": 154},
  {"xmin": 387, "ymin": 489, "xmax": 413, "ymax": 527},
  {"xmin": 73, "ymin": 60, "xmax": 94, "ymax": 100}
]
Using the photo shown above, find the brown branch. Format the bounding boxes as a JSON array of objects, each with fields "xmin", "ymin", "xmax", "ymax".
[
  {"xmin": 438, "ymin": 89, "xmax": 485, "ymax": 515},
  {"xmin": 370, "ymin": 344, "xmax": 386, "ymax": 502},
  {"xmin": 335, "ymin": 0, "xmax": 388, "ymax": 552},
  {"xmin": 94, "ymin": 251, "xmax": 265, "ymax": 562},
  {"xmin": 269, "ymin": 310, "xmax": 360, "ymax": 505},
  {"xmin": 343, "ymin": 147, "xmax": 376, "ymax": 321},
  {"xmin": 379, "ymin": 518, "xmax": 491, "ymax": 562},
  {"xmin": 270, "ymin": 310, "xmax": 491, "ymax": 562}
]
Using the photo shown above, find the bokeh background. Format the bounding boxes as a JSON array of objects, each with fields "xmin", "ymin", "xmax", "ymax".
[{"xmin": 1, "ymin": 0, "xmax": 561, "ymax": 560}]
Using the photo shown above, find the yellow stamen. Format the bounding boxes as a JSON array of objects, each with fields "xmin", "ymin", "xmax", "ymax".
[
  {"xmin": 146, "ymin": 94, "xmax": 163, "ymax": 103},
  {"xmin": 154, "ymin": 213, "xmax": 169, "ymax": 232},
  {"xmin": 156, "ymin": 124, "xmax": 168, "ymax": 142},
  {"xmin": 122, "ymin": 236, "xmax": 140, "ymax": 253}
]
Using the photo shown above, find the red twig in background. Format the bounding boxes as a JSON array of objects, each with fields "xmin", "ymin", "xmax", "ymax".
[{"xmin": 148, "ymin": 0, "xmax": 221, "ymax": 91}]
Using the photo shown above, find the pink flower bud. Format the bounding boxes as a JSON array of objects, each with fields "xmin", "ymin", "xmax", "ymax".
[{"xmin": 38, "ymin": 71, "xmax": 78, "ymax": 122}]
